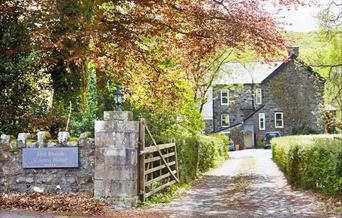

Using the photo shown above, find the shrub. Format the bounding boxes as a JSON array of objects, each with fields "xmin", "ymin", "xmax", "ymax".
[
  {"xmin": 272, "ymin": 135, "xmax": 342, "ymax": 196},
  {"xmin": 208, "ymin": 133, "xmax": 229, "ymax": 157},
  {"xmin": 291, "ymin": 123, "xmax": 318, "ymax": 135},
  {"xmin": 176, "ymin": 134, "xmax": 228, "ymax": 183},
  {"xmin": 255, "ymin": 135, "xmax": 264, "ymax": 149}
]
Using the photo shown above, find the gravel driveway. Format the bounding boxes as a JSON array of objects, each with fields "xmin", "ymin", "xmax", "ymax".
[{"xmin": 151, "ymin": 149, "xmax": 333, "ymax": 217}]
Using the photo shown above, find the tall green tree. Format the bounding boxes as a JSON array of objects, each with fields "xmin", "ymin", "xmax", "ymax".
[
  {"xmin": 301, "ymin": 0, "xmax": 342, "ymax": 131},
  {"xmin": 0, "ymin": 1, "xmax": 51, "ymax": 134}
]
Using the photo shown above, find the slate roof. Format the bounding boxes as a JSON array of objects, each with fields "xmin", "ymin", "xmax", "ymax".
[{"xmin": 213, "ymin": 61, "xmax": 283, "ymax": 84}]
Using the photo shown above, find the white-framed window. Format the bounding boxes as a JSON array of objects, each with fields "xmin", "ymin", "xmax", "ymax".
[
  {"xmin": 220, "ymin": 89, "xmax": 229, "ymax": 105},
  {"xmin": 274, "ymin": 112, "xmax": 284, "ymax": 128},
  {"xmin": 221, "ymin": 114, "xmax": 230, "ymax": 127},
  {"xmin": 259, "ymin": 113, "xmax": 265, "ymax": 130},
  {"xmin": 255, "ymin": 88, "xmax": 262, "ymax": 105}
]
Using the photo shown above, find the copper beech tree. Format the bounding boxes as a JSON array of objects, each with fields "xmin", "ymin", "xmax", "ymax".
[{"xmin": 1, "ymin": 0, "xmax": 301, "ymax": 110}]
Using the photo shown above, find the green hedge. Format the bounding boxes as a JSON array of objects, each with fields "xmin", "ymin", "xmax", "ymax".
[
  {"xmin": 272, "ymin": 135, "xmax": 342, "ymax": 196},
  {"xmin": 176, "ymin": 134, "xmax": 228, "ymax": 183}
]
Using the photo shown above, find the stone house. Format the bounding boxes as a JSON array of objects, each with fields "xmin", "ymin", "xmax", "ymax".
[{"xmin": 202, "ymin": 48, "xmax": 325, "ymax": 148}]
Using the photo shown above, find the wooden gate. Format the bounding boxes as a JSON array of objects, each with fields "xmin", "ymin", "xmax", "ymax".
[{"xmin": 138, "ymin": 118, "xmax": 179, "ymax": 201}]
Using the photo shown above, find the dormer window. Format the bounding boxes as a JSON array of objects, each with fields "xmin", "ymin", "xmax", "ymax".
[
  {"xmin": 255, "ymin": 88, "xmax": 262, "ymax": 105},
  {"xmin": 220, "ymin": 90, "xmax": 229, "ymax": 105}
]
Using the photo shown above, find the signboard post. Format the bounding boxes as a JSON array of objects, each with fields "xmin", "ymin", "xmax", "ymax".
[{"xmin": 22, "ymin": 147, "xmax": 79, "ymax": 169}]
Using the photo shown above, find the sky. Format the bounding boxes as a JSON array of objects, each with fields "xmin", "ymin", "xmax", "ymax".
[
  {"xmin": 264, "ymin": 1, "xmax": 324, "ymax": 32},
  {"xmin": 279, "ymin": 4, "xmax": 321, "ymax": 32}
]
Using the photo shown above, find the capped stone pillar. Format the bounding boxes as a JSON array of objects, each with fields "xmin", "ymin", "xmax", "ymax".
[{"xmin": 94, "ymin": 111, "xmax": 139, "ymax": 208}]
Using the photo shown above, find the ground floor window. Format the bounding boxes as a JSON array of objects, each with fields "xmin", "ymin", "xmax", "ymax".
[
  {"xmin": 274, "ymin": 112, "xmax": 284, "ymax": 128},
  {"xmin": 221, "ymin": 114, "xmax": 230, "ymax": 127},
  {"xmin": 259, "ymin": 113, "xmax": 265, "ymax": 130}
]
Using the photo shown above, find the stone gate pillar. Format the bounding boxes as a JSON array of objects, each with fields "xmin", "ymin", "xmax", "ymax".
[{"xmin": 94, "ymin": 111, "xmax": 139, "ymax": 208}]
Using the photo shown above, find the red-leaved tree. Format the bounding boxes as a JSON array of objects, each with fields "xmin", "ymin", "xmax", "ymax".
[{"xmin": 1, "ymin": 0, "xmax": 301, "ymax": 110}]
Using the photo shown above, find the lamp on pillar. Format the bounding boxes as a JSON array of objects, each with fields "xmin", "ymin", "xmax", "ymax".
[{"xmin": 114, "ymin": 84, "xmax": 124, "ymax": 112}]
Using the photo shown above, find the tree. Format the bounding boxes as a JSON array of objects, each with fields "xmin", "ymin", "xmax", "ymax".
[
  {"xmin": 0, "ymin": 0, "xmax": 301, "ymax": 134},
  {"xmin": 187, "ymin": 49, "xmax": 234, "ymax": 113},
  {"xmin": 308, "ymin": 0, "xmax": 342, "ymax": 131},
  {"xmin": 12, "ymin": 0, "xmax": 298, "ymax": 104},
  {"xmin": 0, "ymin": 1, "xmax": 52, "ymax": 134}
]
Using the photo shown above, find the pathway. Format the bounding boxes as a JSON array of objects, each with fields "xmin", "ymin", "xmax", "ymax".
[{"xmin": 152, "ymin": 149, "xmax": 331, "ymax": 217}]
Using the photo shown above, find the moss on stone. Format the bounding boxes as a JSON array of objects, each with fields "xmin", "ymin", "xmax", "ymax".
[
  {"xmin": 26, "ymin": 138, "xmax": 37, "ymax": 143},
  {"xmin": 68, "ymin": 137, "xmax": 79, "ymax": 142},
  {"xmin": 44, "ymin": 132, "xmax": 52, "ymax": 140}
]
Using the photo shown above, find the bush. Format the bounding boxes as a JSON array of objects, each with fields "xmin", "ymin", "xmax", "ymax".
[
  {"xmin": 255, "ymin": 135, "xmax": 264, "ymax": 149},
  {"xmin": 272, "ymin": 135, "xmax": 342, "ymax": 196},
  {"xmin": 176, "ymin": 134, "xmax": 228, "ymax": 183},
  {"xmin": 291, "ymin": 123, "xmax": 318, "ymax": 135}
]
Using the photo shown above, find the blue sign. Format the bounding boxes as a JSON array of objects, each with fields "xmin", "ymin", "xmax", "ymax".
[{"xmin": 22, "ymin": 147, "xmax": 79, "ymax": 169}]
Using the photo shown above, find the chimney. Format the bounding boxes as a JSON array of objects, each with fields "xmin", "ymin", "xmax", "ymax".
[{"xmin": 287, "ymin": 46, "xmax": 299, "ymax": 58}]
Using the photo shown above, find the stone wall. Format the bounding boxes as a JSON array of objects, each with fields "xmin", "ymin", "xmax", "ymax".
[
  {"xmin": 0, "ymin": 138, "xmax": 95, "ymax": 195},
  {"xmin": 0, "ymin": 111, "xmax": 141, "ymax": 209}
]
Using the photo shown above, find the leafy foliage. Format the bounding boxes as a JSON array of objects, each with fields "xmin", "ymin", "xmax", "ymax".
[
  {"xmin": 292, "ymin": 123, "xmax": 319, "ymax": 135},
  {"xmin": 272, "ymin": 135, "xmax": 342, "ymax": 196},
  {"xmin": 140, "ymin": 183, "xmax": 190, "ymax": 208},
  {"xmin": 176, "ymin": 134, "xmax": 228, "ymax": 183},
  {"xmin": 127, "ymin": 80, "xmax": 205, "ymax": 142},
  {"xmin": 0, "ymin": 0, "xmax": 301, "ymax": 136},
  {"xmin": 0, "ymin": 6, "xmax": 51, "ymax": 134}
]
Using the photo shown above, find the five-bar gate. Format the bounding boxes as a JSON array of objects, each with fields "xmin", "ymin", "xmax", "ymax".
[{"xmin": 138, "ymin": 118, "xmax": 179, "ymax": 202}]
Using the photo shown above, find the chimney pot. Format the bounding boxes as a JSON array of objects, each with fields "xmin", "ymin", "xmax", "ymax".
[{"xmin": 288, "ymin": 46, "xmax": 299, "ymax": 57}]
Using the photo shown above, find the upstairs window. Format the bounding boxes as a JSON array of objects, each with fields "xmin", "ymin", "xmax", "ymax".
[
  {"xmin": 259, "ymin": 113, "xmax": 265, "ymax": 130},
  {"xmin": 221, "ymin": 114, "xmax": 230, "ymax": 127},
  {"xmin": 255, "ymin": 88, "xmax": 262, "ymax": 105},
  {"xmin": 220, "ymin": 90, "xmax": 229, "ymax": 105},
  {"xmin": 274, "ymin": 112, "xmax": 284, "ymax": 128}
]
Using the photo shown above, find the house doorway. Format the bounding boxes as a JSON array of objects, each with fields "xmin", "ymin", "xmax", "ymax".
[{"xmin": 243, "ymin": 124, "xmax": 254, "ymax": 148}]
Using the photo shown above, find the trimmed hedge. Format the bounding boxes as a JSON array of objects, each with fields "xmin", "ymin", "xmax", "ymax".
[
  {"xmin": 272, "ymin": 135, "xmax": 342, "ymax": 196},
  {"xmin": 176, "ymin": 134, "xmax": 228, "ymax": 183}
]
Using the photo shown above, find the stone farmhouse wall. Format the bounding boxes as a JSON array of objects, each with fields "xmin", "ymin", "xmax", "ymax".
[
  {"xmin": 0, "ymin": 138, "xmax": 95, "ymax": 195},
  {"xmin": 211, "ymin": 59, "xmax": 324, "ymax": 138},
  {"xmin": 260, "ymin": 59, "xmax": 325, "ymax": 136},
  {"xmin": 212, "ymin": 84, "xmax": 255, "ymax": 132}
]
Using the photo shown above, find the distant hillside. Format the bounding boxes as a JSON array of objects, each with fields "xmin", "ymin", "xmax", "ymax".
[
  {"xmin": 285, "ymin": 31, "xmax": 331, "ymax": 77},
  {"xmin": 285, "ymin": 31, "xmax": 329, "ymax": 53},
  {"xmin": 225, "ymin": 31, "xmax": 330, "ymax": 76}
]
